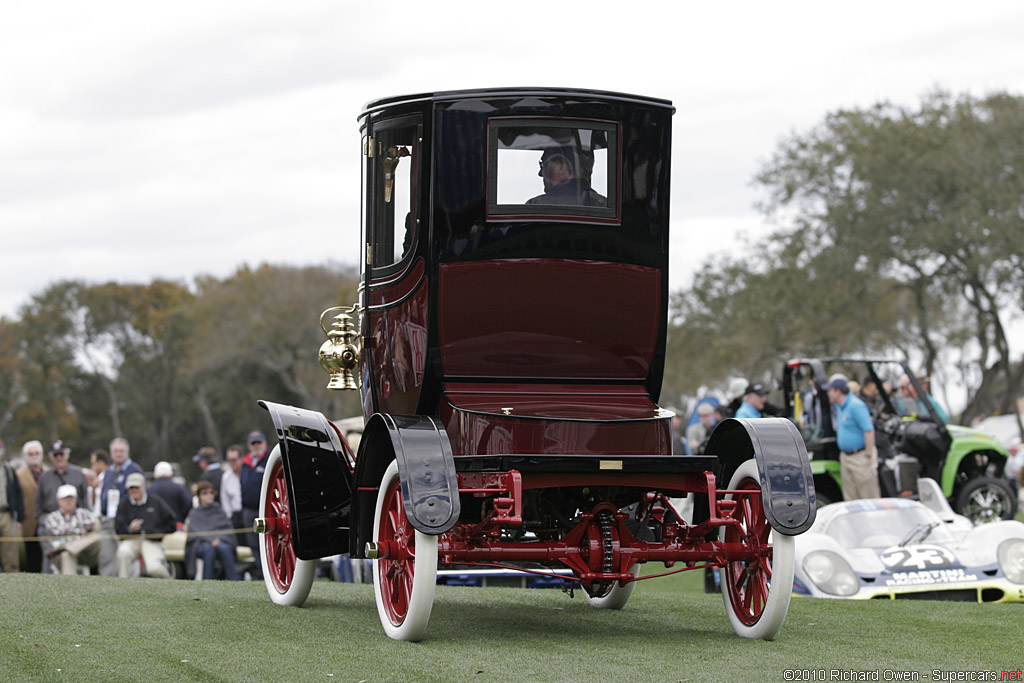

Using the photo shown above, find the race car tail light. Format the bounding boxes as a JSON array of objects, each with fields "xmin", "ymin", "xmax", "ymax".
[
  {"xmin": 997, "ymin": 539, "xmax": 1024, "ymax": 584},
  {"xmin": 802, "ymin": 551, "xmax": 858, "ymax": 596}
]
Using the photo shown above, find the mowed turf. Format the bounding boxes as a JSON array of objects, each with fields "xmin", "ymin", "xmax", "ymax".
[{"xmin": 1, "ymin": 569, "xmax": 1019, "ymax": 683}]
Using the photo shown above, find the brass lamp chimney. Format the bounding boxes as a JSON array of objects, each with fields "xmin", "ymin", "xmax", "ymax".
[{"xmin": 318, "ymin": 304, "xmax": 362, "ymax": 391}]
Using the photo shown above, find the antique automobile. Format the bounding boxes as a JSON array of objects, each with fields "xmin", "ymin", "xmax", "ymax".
[
  {"xmin": 793, "ymin": 479, "xmax": 1024, "ymax": 602},
  {"xmin": 782, "ymin": 357, "xmax": 1016, "ymax": 524},
  {"xmin": 253, "ymin": 87, "xmax": 815, "ymax": 641}
]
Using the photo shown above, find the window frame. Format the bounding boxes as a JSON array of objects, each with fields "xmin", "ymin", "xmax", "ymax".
[
  {"xmin": 366, "ymin": 114, "xmax": 423, "ymax": 279},
  {"xmin": 486, "ymin": 116, "xmax": 620, "ymax": 224}
]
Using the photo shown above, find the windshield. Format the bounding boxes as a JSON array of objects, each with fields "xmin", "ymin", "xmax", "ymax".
[{"xmin": 825, "ymin": 506, "xmax": 955, "ymax": 548}]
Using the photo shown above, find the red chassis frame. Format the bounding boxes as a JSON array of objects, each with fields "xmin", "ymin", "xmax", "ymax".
[
  {"xmin": 257, "ymin": 399, "xmax": 810, "ymax": 640},
  {"xmin": 369, "ymin": 469, "xmax": 767, "ymax": 590}
]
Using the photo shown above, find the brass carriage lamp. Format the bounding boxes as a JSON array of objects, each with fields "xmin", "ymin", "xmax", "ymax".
[
  {"xmin": 382, "ymin": 145, "xmax": 410, "ymax": 203},
  {"xmin": 318, "ymin": 304, "xmax": 362, "ymax": 391}
]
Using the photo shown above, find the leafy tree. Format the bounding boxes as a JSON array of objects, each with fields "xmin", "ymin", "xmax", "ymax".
[
  {"xmin": 0, "ymin": 280, "xmax": 197, "ymax": 467},
  {"xmin": 0, "ymin": 265, "xmax": 362, "ymax": 472},
  {"xmin": 753, "ymin": 89, "xmax": 1024, "ymax": 423},
  {"xmin": 185, "ymin": 263, "xmax": 361, "ymax": 451},
  {"xmin": 0, "ymin": 319, "xmax": 28, "ymax": 440},
  {"xmin": 663, "ymin": 232, "xmax": 916, "ymax": 405},
  {"xmin": 76, "ymin": 280, "xmax": 196, "ymax": 455},
  {"xmin": 10, "ymin": 283, "xmax": 82, "ymax": 446}
]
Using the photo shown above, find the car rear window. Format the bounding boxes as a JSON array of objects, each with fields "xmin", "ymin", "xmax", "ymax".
[{"xmin": 487, "ymin": 117, "xmax": 618, "ymax": 222}]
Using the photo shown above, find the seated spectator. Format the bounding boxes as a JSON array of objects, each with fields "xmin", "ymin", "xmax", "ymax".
[
  {"xmin": 185, "ymin": 481, "xmax": 239, "ymax": 581},
  {"xmin": 148, "ymin": 461, "xmax": 192, "ymax": 524},
  {"xmin": 41, "ymin": 485, "xmax": 102, "ymax": 575},
  {"xmin": 114, "ymin": 473, "xmax": 176, "ymax": 578},
  {"xmin": 896, "ymin": 373, "xmax": 949, "ymax": 423},
  {"xmin": 916, "ymin": 374, "xmax": 949, "ymax": 423},
  {"xmin": 97, "ymin": 438, "xmax": 143, "ymax": 577}
]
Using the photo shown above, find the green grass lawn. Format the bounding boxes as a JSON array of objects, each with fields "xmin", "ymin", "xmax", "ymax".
[{"xmin": 1, "ymin": 570, "xmax": 1020, "ymax": 683}]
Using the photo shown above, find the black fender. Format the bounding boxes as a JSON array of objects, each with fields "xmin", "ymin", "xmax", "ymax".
[
  {"xmin": 259, "ymin": 400, "xmax": 354, "ymax": 560},
  {"xmin": 706, "ymin": 417, "xmax": 816, "ymax": 535},
  {"xmin": 352, "ymin": 413, "xmax": 461, "ymax": 557}
]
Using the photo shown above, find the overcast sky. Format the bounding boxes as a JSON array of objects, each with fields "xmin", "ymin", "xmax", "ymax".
[{"xmin": 3, "ymin": 1, "xmax": 1024, "ymax": 321}]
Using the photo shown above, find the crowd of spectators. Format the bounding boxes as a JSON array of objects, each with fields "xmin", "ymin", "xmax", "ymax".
[{"xmin": 0, "ymin": 430, "xmax": 271, "ymax": 581}]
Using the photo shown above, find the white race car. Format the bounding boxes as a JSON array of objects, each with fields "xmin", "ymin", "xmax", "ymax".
[{"xmin": 794, "ymin": 479, "xmax": 1024, "ymax": 602}]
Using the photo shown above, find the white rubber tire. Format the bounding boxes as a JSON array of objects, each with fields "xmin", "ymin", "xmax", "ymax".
[
  {"xmin": 372, "ymin": 460, "xmax": 438, "ymax": 641},
  {"xmin": 720, "ymin": 459, "xmax": 795, "ymax": 640},
  {"xmin": 259, "ymin": 445, "xmax": 316, "ymax": 606},
  {"xmin": 584, "ymin": 563, "xmax": 641, "ymax": 610}
]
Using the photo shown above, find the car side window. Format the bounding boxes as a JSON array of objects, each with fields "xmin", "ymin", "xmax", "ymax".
[{"xmin": 369, "ymin": 120, "xmax": 420, "ymax": 270}]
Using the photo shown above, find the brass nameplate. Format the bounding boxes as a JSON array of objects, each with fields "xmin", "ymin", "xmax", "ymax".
[{"xmin": 599, "ymin": 460, "xmax": 623, "ymax": 471}]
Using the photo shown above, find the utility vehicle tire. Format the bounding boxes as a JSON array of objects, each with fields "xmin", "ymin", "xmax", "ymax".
[{"xmin": 955, "ymin": 476, "xmax": 1017, "ymax": 524}]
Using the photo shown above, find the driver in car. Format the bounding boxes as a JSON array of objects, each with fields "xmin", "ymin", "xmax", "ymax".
[
  {"xmin": 896, "ymin": 373, "xmax": 949, "ymax": 423},
  {"xmin": 527, "ymin": 146, "xmax": 607, "ymax": 207}
]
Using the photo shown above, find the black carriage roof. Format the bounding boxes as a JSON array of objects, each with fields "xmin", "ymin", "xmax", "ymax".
[{"xmin": 359, "ymin": 87, "xmax": 675, "ymax": 119}]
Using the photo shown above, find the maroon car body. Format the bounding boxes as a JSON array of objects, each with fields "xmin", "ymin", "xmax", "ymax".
[{"xmin": 256, "ymin": 88, "xmax": 815, "ymax": 641}]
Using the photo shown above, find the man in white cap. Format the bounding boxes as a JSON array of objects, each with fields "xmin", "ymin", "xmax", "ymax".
[
  {"xmin": 686, "ymin": 403, "xmax": 717, "ymax": 453},
  {"xmin": 114, "ymin": 472, "xmax": 176, "ymax": 578},
  {"xmin": 40, "ymin": 484, "xmax": 102, "ymax": 574},
  {"xmin": 148, "ymin": 461, "xmax": 192, "ymax": 524}
]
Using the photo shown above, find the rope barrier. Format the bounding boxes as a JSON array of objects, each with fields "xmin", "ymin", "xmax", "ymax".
[{"xmin": 0, "ymin": 527, "xmax": 254, "ymax": 543}]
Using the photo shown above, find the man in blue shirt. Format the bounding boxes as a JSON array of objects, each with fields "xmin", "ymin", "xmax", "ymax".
[
  {"xmin": 827, "ymin": 377, "xmax": 879, "ymax": 500},
  {"xmin": 734, "ymin": 384, "xmax": 769, "ymax": 419}
]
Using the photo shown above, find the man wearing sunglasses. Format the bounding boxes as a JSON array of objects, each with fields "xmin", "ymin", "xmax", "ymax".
[{"xmin": 527, "ymin": 145, "xmax": 607, "ymax": 208}]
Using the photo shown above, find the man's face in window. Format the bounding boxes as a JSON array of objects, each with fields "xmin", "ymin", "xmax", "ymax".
[{"xmin": 539, "ymin": 152, "xmax": 573, "ymax": 192}]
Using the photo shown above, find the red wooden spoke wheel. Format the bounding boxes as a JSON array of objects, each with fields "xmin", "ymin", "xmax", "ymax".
[
  {"xmin": 722, "ymin": 483, "xmax": 771, "ymax": 623},
  {"xmin": 372, "ymin": 460, "xmax": 437, "ymax": 641},
  {"xmin": 264, "ymin": 458, "xmax": 297, "ymax": 593},
  {"xmin": 377, "ymin": 474, "xmax": 414, "ymax": 623},
  {"xmin": 258, "ymin": 446, "xmax": 315, "ymax": 606},
  {"xmin": 720, "ymin": 459, "xmax": 794, "ymax": 640}
]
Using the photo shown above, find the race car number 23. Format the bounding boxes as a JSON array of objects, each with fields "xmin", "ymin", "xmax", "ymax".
[{"xmin": 880, "ymin": 546, "xmax": 955, "ymax": 570}]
